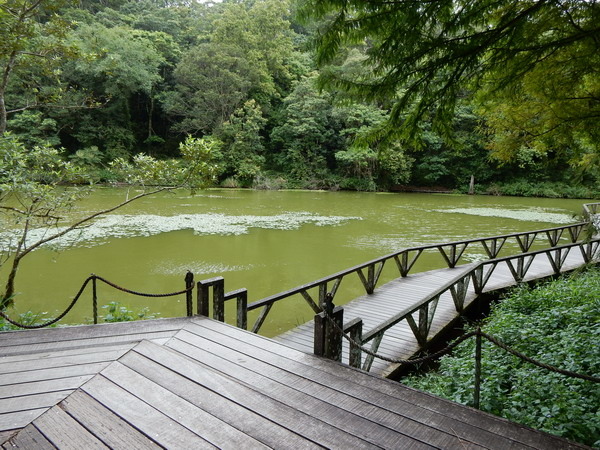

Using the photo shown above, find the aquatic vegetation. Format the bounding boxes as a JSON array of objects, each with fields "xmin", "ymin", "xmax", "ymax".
[
  {"xmin": 436, "ymin": 207, "xmax": 574, "ymax": 224},
  {"xmin": 0, "ymin": 212, "xmax": 362, "ymax": 252}
]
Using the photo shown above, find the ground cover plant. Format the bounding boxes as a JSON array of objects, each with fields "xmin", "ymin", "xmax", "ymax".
[{"xmin": 403, "ymin": 267, "xmax": 600, "ymax": 447}]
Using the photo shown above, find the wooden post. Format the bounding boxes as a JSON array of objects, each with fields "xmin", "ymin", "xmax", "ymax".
[
  {"xmin": 345, "ymin": 318, "xmax": 363, "ymax": 369},
  {"xmin": 185, "ymin": 271, "xmax": 194, "ymax": 317},
  {"xmin": 92, "ymin": 275, "xmax": 98, "ymax": 325},
  {"xmin": 474, "ymin": 329, "xmax": 482, "ymax": 409},
  {"xmin": 313, "ymin": 293, "xmax": 344, "ymax": 362},
  {"xmin": 197, "ymin": 282, "xmax": 209, "ymax": 316},
  {"xmin": 237, "ymin": 290, "xmax": 248, "ymax": 330},
  {"xmin": 468, "ymin": 175, "xmax": 475, "ymax": 195},
  {"xmin": 213, "ymin": 278, "xmax": 225, "ymax": 322}
]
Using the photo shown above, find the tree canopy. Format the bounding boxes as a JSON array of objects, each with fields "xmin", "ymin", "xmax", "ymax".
[
  {"xmin": 299, "ymin": 0, "xmax": 600, "ymax": 169},
  {"xmin": 0, "ymin": 0, "xmax": 598, "ymax": 195}
]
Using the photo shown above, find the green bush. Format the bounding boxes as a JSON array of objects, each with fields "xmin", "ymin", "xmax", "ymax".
[
  {"xmin": 0, "ymin": 311, "xmax": 56, "ymax": 331},
  {"xmin": 403, "ymin": 268, "xmax": 600, "ymax": 447},
  {"xmin": 100, "ymin": 301, "xmax": 160, "ymax": 322},
  {"xmin": 470, "ymin": 180, "xmax": 600, "ymax": 199}
]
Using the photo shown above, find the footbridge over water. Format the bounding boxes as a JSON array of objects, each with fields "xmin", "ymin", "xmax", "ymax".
[{"xmin": 196, "ymin": 202, "xmax": 600, "ymax": 377}]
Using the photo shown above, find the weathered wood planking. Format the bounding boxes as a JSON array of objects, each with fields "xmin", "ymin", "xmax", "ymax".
[
  {"xmin": 275, "ymin": 250, "xmax": 591, "ymax": 375},
  {"xmin": 0, "ymin": 317, "xmax": 190, "ymax": 435},
  {"xmin": 3, "ymin": 317, "xmax": 586, "ymax": 449},
  {"xmin": 0, "ymin": 317, "xmax": 191, "ymax": 357}
]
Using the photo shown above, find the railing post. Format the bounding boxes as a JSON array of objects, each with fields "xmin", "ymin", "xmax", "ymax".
[
  {"xmin": 197, "ymin": 282, "xmax": 209, "ymax": 316},
  {"xmin": 314, "ymin": 293, "xmax": 343, "ymax": 362},
  {"xmin": 185, "ymin": 271, "xmax": 194, "ymax": 317},
  {"xmin": 474, "ymin": 329, "xmax": 482, "ymax": 409},
  {"xmin": 237, "ymin": 290, "xmax": 248, "ymax": 330},
  {"xmin": 345, "ymin": 318, "xmax": 363, "ymax": 369},
  {"xmin": 92, "ymin": 275, "xmax": 98, "ymax": 324},
  {"xmin": 213, "ymin": 278, "xmax": 225, "ymax": 322}
]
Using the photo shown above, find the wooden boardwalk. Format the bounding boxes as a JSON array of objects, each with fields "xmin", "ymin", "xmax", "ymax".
[
  {"xmin": 274, "ymin": 246, "xmax": 595, "ymax": 376},
  {"xmin": 0, "ymin": 316, "xmax": 587, "ymax": 449}
]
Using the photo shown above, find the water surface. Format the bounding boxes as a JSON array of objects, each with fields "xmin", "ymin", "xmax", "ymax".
[{"xmin": 1, "ymin": 188, "xmax": 585, "ymax": 336}]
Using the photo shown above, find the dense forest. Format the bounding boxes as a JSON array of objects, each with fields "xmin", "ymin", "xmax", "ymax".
[{"xmin": 1, "ymin": 0, "xmax": 599, "ymax": 196}]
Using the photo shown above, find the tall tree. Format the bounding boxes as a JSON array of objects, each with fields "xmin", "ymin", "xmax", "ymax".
[
  {"xmin": 215, "ymin": 99, "xmax": 267, "ymax": 185},
  {"xmin": 0, "ymin": 0, "xmax": 74, "ymax": 134}
]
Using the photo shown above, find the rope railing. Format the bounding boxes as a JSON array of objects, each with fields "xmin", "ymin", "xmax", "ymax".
[
  {"xmin": 320, "ymin": 307, "xmax": 600, "ymax": 409},
  {"xmin": 0, "ymin": 272, "xmax": 195, "ymax": 329}
]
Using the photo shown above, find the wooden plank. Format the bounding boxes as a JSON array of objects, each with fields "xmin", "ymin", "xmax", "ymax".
[
  {"xmin": 0, "ymin": 376, "xmax": 92, "ymax": 400},
  {"xmin": 0, "ymin": 430, "xmax": 17, "ymax": 445},
  {"xmin": 82, "ymin": 375, "xmax": 216, "ymax": 449},
  {"xmin": 0, "ymin": 317, "xmax": 191, "ymax": 349},
  {"xmin": 177, "ymin": 323, "xmax": 495, "ymax": 449},
  {"xmin": 60, "ymin": 390, "xmax": 162, "ymax": 450},
  {"xmin": 32, "ymin": 405, "xmax": 108, "ymax": 449},
  {"xmin": 276, "ymin": 250, "xmax": 589, "ymax": 377},
  {"xmin": 191, "ymin": 318, "xmax": 584, "ymax": 449},
  {"xmin": 0, "ymin": 332, "xmax": 176, "ymax": 357},
  {"xmin": 166, "ymin": 331, "xmax": 475, "ymax": 449},
  {"xmin": 129, "ymin": 340, "xmax": 379, "ymax": 449},
  {"xmin": 0, "ymin": 362, "xmax": 109, "ymax": 387},
  {"xmin": 119, "ymin": 348, "xmax": 316, "ymax": 450},
  {"xmin": 0, "ymin": 391, "xmax": 73, "ymax": 414},
  {"xmin": 0, "ymin": 345, "xmax": 131, "ymax": 374},
  {"xmin": 1, "ymin": 424, "xmax": 54, "ymax": 449},
  {"xmin": 0, "ymin": 408, "xmax": 47, "ymax": 432},
  {"xmin": 100, "ymin": 361, "xmax": 270, "ymax": 449}
]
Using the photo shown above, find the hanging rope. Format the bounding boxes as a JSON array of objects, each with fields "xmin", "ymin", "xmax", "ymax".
[
  {"xmin": 323, "ymin": 309, "xmax": 600, "ymax": 383},
  {"xmin": 0, "ymin": 274, "xmax": 194, "ymax": 330}
]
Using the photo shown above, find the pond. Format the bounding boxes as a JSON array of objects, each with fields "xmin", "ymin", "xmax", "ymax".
[{"xmin": 0, "ymin": 188, "xmax": 587, "ymax": 336}]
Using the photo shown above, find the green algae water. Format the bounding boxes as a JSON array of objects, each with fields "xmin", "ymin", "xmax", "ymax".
[{"xmin": 0, "ymin": 188, "xmax": 586, "ymax": 336}]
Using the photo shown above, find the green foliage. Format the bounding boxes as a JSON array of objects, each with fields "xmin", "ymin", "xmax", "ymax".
[
  {"xmin": 472, "ymin": 180, "xmax": 600, "ymax": 200},
  {"xmin": 6, "ymin": 111, "xmax": 60, "ymax": 148},
  {"xmin": 403, "ymin": 269, "xmax": 600, "ymax": 447},
  {"xmin": 215, "ymin": 99, "xmax": 267, "ymax": 186},
  {"xmin": 67, "ymin": 23, "xmax": 165, "ymax": 97},
  {"xmin": 0, "ymin": 310, "xmax": 56, "ymax": 331},
  {"xmin": 3, "ymin": 0, "xmax": 599, "ymax": 195},
  {"xmin": 270, "ymin": 74, "xmax": 339, "ymax": 182},
  {"xmin": 165, "ymin": 42, "xmax": 255, "ymax": 134},
  {"xmin": 100, "ymin": 301, "xmax": 159, "ymax": 322},
  {"xmin": 108, "ymin": 135, "xmax": 221, "ymax": 189},
  {"xmin": 0, "ymin": 0, "xmax": 76, "ymax": 133}
]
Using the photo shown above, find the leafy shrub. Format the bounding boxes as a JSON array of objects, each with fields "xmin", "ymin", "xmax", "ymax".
[
  {"xmin": 403, "ymin": 268, "xmax": 600, "ymax": 447},
  {"xmin": 471, "ymin": 180, "xmax": 600, "ymax": 199},
  {"xmin": 252, "ymin": 174, "xmax": 288, "ymax": 190},
  {"xmin": 0, "ymin": 311, "xmax": 56, "ymax": 331},
  {"xmin": 101, "ymin": 301, "xmax": 160, "ymax": 322}
]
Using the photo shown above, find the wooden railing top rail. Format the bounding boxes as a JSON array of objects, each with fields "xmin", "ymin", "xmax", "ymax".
[
  {"xmin": 360, "ymin": 238, "xmax": 600, "ymax": 344},
  {"xmin": 247, "ymin": 221, "xmax": 588, "ymax": 312},
  {"xmin": 583, "ymin": 202, "xmax": 600, "ymax": 216}
]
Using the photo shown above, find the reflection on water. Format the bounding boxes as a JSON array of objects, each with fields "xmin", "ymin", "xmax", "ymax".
[{"xmin": 1, "ymin": 188, "xmax": 585, "ymax": 336}]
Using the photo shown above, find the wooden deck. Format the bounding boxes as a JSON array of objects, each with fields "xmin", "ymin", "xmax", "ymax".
[
  {"xmin": 0, "ymin": 316, "xmax": 587, "ymax": 449},
  {"xmin": 274, "ymin": 249, "xmax": 593, "ymax": 376}
]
